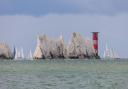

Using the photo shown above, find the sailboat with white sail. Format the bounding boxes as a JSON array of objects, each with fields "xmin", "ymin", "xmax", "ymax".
[
  {"xmin": 27, "ymin": 50, "xmax": 33, "ymax": 60},
  {"xmin": 14, "ymin": 47, "xmax": 24, "ymax": 60}
]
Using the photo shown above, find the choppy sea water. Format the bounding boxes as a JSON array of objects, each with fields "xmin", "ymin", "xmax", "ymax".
[{"xmin": 0, "ymin": 59, "xmax": 128, "ymax": 89}]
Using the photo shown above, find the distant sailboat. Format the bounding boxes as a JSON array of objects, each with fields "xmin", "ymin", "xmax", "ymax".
[
  {"xmin": 14, "ymin": 48, "xmax": 20, "ymax": 59},
  {"xmin": 13, "ymin": 46, "xmax": 16, "ymax": 58},
  {"xmin": 103, "ymin": 44, "xmax": 110, "ymax": 58},
  {"xmin": 28, "ymin": 50, "xmax": 33, "ymax": 60},
  {"xmin": 21, "ymin": 48, "xmax": 24, "ymax": 59},
  {"xmin": 14, "ymin": 47, "xmax": 24, "ymax": 60}
]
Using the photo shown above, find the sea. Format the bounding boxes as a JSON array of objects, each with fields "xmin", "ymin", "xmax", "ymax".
[{"xmin": 0, "ymin": 59, "xmax": 128, "ymax": 89}]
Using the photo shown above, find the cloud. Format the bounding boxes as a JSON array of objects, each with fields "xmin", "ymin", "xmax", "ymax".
[
  {"xmin": 0, "ymin": 14, "xmax": 128, "ymax": 57},
  {"xmin": 0, "ymin": 0, "xmax": 128, "ymax": 16}
]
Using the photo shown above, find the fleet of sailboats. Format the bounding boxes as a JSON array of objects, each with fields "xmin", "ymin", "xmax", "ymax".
[
  {"xmin": 14, "ymin": 46, "xmax": 33, "ymax": 60},
  {"xmin": 103, "ymin": 44, "xmax": 119, "ymax": 59}
]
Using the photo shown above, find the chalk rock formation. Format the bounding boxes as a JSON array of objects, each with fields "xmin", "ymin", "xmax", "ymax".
[
  {"xmin": 33, "ymin": 35, "xmax": 66, "ymax": 59},
  {"xmin": 33, "ymin": 32, "xmax": 97, "ymax": 59},
  {"xmin": 67, "ymin": 32, "xmax": 96, "ymax": 59},
  {"xmin": 33, "ymin": 36, "xmax": 43, "ymax": 59},
  {"xmin": 0, "ymin": 43, "xmax": 12, "ymax": 59}
]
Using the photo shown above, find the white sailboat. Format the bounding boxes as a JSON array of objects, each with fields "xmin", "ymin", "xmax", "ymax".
[
  {"xmin": 14, "ymin": 48, "xmax": 21, "ymax": 60},
  {"xmin": 28, "ymin": 50, "xmax": 33, "ymax": 60},
  {"xmin": 14, "ymin": 47, "xmax": 24, "ymax": 60},
  {"xmin": 103, "ymin": 44, "xmax": 110, "ymax": 58},
  {"xmin": 21, "ymin": 48, "xmax": 24, "ymax": 59}
]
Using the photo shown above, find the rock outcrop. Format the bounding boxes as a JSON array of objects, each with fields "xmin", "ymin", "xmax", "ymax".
[
  {"xmin": 33, "ymin": 32, "xmax": 99, "ymax": 59},
  {"xmin": 67, "ymin": 32, "xmax": 96, "ymax": 59},
  {"xmin": 33, "ymin": 35, "xmax": 66, "ymax": 59},
  {"xmin": 0, "ymin": 43, "xmax": 12, "ymax": 59}
]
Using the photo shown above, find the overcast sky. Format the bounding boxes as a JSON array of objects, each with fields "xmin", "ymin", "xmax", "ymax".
[{"xmin": 0, "ymin": 0, "xmax": 128, "ymax": 58}]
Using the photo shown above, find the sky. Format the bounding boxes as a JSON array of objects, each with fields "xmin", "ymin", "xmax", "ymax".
[{"xmin": 0, "ymin": 0, "xmax": 128, "ymax": 58}]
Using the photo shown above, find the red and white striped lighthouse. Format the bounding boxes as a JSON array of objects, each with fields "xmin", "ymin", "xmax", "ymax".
[{"xmin": 92, "ymin": 32, "xmax": 99, "ymax": 56}]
